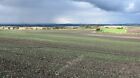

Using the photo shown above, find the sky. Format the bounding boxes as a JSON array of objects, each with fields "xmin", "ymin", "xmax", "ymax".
[{"xmin": 0, "ymin": 0, "xmax": 140, "ymax": 24}]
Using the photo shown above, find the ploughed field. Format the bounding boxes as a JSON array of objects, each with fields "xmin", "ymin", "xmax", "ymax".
[{"xmin": 0, "ymin": 30, "xmax": 140, "ymax": 78}]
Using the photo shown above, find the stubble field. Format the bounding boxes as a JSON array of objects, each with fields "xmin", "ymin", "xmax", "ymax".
[{"xmin": 0, "ymin": 30, "xmax": 140, "ymax": 78}]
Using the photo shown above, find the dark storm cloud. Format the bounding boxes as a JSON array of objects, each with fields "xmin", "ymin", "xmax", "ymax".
[
  {"xmin": 75, "ymin": 0, "xmax": 126, "ymax": 11},
  {"xmin": 75, "ymin": 0, "xmax": 140, "ymax": 13}
]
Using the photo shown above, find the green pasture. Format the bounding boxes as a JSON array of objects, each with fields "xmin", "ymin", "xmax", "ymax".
[{"xmin": 101, "ymin": 28, "xmax": 127, "ymax": 34}]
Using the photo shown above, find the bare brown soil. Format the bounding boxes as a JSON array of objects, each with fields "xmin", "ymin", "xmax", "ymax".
[{"xmin": 127, "ymin": 27, "xmax": 140, "ymax": 33}]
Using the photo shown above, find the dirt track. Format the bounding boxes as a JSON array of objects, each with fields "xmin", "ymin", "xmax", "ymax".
[{"xmin": 88, "ymin": 33, "xmax": 140, "ymax": 40}]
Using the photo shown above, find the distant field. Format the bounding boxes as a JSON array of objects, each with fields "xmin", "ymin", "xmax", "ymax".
[{"xmin": 0, "ymin": 30, "xmax": 140, "ymax": 78}]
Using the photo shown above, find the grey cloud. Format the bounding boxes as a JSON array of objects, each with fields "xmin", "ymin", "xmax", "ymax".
[
  {"xmin": 0, "ymin": 0, "xmax": 81, "ymax": 23},
  {"xmin": 0, "ymin": 0, "xmax": 140, "ymax": 24}
]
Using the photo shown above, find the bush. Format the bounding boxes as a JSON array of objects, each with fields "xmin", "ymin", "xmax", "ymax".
[
  {"xmin": 96, "ymin": 28, "xmax": 101, "ymax": 31},
  {"xmin": 117, "ymin": 27, "xmax": 123, "ymax": 29}
]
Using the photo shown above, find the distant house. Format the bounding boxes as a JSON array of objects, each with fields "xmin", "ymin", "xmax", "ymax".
[
  {"xmin": 3, "ymin": 27, "xmax": 9, "ymax": 30},
  {"xmin": 18, "ymin": 27, "xmax": 26, "ymax": 30}
]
